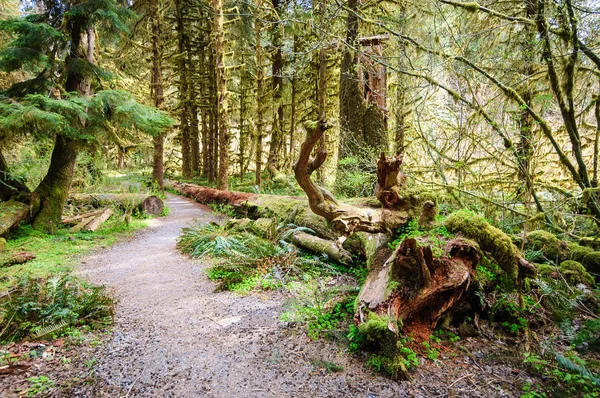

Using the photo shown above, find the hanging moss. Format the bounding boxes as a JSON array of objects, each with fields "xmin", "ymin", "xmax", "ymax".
[
  {"xmin": 444, "ymin": 210, "xmax": 519, "ymax": 282},
  {"xmin": 559, "ymin": 260, "xmax": 595, "ymax": 286}
]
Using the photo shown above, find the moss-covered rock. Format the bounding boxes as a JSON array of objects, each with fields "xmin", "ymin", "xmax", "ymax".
[
  {"xmin": 524, "ymin": 230, "xmax": 568, "ymax": 263},
  {"xmin": 444, "ymin": 210, "xmax": 519, "ymax": 282},
  {"xmin": 567, "ymin": 242, "xmax": 593, "ymax": 263},
  {"xmin": 582, "ymin": 251, "xmax": 600, "ymax": 279},
  {"xmin": 559, "ymin": 260, "xmax": 595, "ymax": 286},
  {"xmin": 536, "ymin": 264, "xmax": 559, "ymax": 279}
]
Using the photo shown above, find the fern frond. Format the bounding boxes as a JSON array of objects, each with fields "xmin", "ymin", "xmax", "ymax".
[
  {"xmin": 555, "ymin": 352, "xmax": 600, "ymax": 386},
  {"xmin": 32, "ymin": 320, "xmax": 68, "ymax": 340}
]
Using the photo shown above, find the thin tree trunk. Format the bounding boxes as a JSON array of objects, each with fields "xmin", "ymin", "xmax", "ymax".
[
  {"xmin": 150, "ymin": 0, "xmax": 165, "ymax": 188},
  {"xmin": 213, "ymin": 0, "xmax": 229, "ymax": 190},
  {"xmin": 255, "ymin": 16, "xmax": 264, "ymax": 186},
  {"xmin": 266, "ymin": 0, "xmax": 284, "ymax": 179},
  {"xmin": 176, "ymin": 0, "xmax": 191, "ymax": 179}
]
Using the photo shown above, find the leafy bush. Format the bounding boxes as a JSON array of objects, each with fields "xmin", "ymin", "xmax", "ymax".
[{"xmin": 0, "ymin": 275, "xmax": 114, "ymax": 343}]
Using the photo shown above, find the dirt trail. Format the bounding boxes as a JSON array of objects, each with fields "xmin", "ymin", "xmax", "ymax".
[{"xmin": 78, "ymin": 193, "xmax": 407, "ymax": 398}]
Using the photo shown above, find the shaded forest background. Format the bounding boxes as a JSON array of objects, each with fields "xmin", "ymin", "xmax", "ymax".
[{"xmin": 2, "ymin": 0, "xmax": 600, "ymax": 237}]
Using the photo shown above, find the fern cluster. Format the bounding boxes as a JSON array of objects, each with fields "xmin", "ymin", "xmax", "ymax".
[{"xmin": 0, "ymin": 275, "xmax": 114, "ymax": 343}]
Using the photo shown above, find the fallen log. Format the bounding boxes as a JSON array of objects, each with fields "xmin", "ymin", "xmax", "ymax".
[
  {"xmin": 70, "ymin": 216, "xmax": 96, "ymax": 233},
  {"xmin": 1, "ymin": 251, "xmax": 36, "ymax": 267},
  {"xmin": 68, "ymin": 194, "xmax": 163, "ymax": 215},
  {"xmin": 83, "ymin": 208, "xmax": 114, "ymax": 232},
  {"xmin": 289, "ymin": 231, "xmax": 353, "ymax": 264},
  {"xmin": 61, "ymin": 209, "xmax": 104, "ymax": 225},
  {"xmin": 0, "ymin": 200, "xmax": 29, "ymax": 237}
]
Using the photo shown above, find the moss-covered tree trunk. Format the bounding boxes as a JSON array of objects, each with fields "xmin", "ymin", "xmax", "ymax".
[
  {"xmin": 266, "ymin": 0, "xmax": 284, "ymax": 180},
  {"xmin": 33, "ymin": 135, "xmax": 80, "ymax": 233},
  {"xmin": 213, "ymin": 0, "xmax": 230, "ymax": 191},
  {"xmin": 176, "ymin": 0, "xmax": 191, "ymax": 179},
  {"xmin": 150, "ymin": 0, "xmax": 165, "ymax": 188},
  {"xmin": 32, "ymin": 18, "xmax": 90, "ymax": 232}
]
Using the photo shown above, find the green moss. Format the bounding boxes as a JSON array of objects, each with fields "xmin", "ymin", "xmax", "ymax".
[
  {"xmin": 524, "ymin": 230, "xmax": 568, "ymax": 263},
  {"xmin": 444, "ymin": 210, "xmax": 519, "ymax": 282},
  {"xmin": 567, "ymin": 242, "xmax": 594, "ymax": 263},
  {"xmin": 536, "ymin": 264, "xmax": 559, "ymax": 279},
  {"xmin": 582, "ymin": 251, "xmax": 600, "ymax": 278},
  {"xmin": 358, "ymin": 312, "xmax": 395, "ymax": 347},
  {"xmin": 559, "ymin": 260, "xmax": 595, "ymax": 286},
  {"xmin": 357, "ymin": 312, "xmax": 415, "ymax": 380}
]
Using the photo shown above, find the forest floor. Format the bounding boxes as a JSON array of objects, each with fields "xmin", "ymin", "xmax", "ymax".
[{"xmin": 1, "ymin": 193, "xmax": 540, "ymax": 397}]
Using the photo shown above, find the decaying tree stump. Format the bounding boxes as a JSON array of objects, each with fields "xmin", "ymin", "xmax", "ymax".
[
  {"xmin": 357, "ymin": 238, "xmax": 480, "ymax": 333},
  {"xmin": 293, "ymin": 119, "xmax": 536, "ymax": 340}
]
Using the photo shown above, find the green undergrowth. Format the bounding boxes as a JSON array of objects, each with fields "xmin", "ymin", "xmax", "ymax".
[
  {"xmin": 0, "ymin": 274, "xmax": 114, "ymax": 343},
  {"xmin": 388, "ymin": 218, "xmax": 453, "ymax": 258},
  {"xmin": 0, "ymin": 214, "xmax": 150, "ymax": 292},
  {"xmin": 178, "ymin": 222, "xmax": 366, "ymax": 293}
]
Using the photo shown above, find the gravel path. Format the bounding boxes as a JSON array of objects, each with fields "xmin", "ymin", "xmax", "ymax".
[{"xmin": 78, "ymin": 193, "xmax": 408, "ymax": 398}]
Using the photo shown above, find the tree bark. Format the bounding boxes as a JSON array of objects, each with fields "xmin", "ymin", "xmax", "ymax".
[
  {"xmin": 150, "ymin": 0, "xmax": 165, "ymax": 188},
  {"xmin": 255, "ymin": 16, "xmax": 265, "ymax": 186},
  {"xmin": 176, "ymin": 0, "xmax": 191, "ymax": 179},
  {"xmin": 33, "ymin": 135, "xmax": 80, "ymax": 233},
  {"xmin": 213, "ymin": 0, "xmax": 229, "ymax": 190},
  {"xmin": 266, "ymin": 0, "xmax": 284, "ymax": 179}
]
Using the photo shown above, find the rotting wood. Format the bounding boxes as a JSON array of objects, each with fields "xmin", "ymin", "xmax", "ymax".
[
  {"xmin": 62, "ymin": 209, "xmax": 104, "ymax": 224},
  {"xmin": 83, "ymin": 208, "xmax": 114, "ymax": 232},
  {"xmin": 1, "ymin": 251, "xmax": 36, "ymax": 267},
  {"xmin": 68, "ymin": 194, "xmax": 163, "ymax": 215},
  {"xmin": 0, "ymin": 201, "xmax": 29, "ymax": 237},
  {"xmin": 70, "ymin": 216, "xmax": 96, "ymax": 233}
]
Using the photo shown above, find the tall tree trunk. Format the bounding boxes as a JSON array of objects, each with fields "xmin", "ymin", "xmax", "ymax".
[
  {"xmin": 176, "ymin": 0, "xmax": 191, "ymax": 179},
  {"xmin": 190, "ymin": 82, "xmax": 200, "ymax": 176},
  {"xmin": 198, "ymin": 36, "xmax": 210, "ymax": 179},
  {"xmin": 239, "ymin": 70, "xmax": 246, "ymax": 181},
  {"xmin": 150, "ymin": 0, "xmax": 165, "ymax": 188},
  {"xmin": 255, "ymin": 16, "xmax": 264, "ymax": 187},
  {"xmin": 339, "ymin": 0, "xmax": 364, "ymax": 158},
  {"xmin": 213, "ymin": 0, "xmax": 229, "ymax": 190},
  {"xmin": 33, "ymin": 20, "xmax": 91, "ymax": 232},
  {"xmin": 266, "ymin": 0, "xmax": 284, "ymax": 179}
]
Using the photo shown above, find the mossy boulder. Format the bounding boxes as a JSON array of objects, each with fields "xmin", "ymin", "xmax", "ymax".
[
  {"xmin": 582, "ymin": 251, "xmax": 600, "ymax": 280},
  {"xmin": 444, "ymin": 210, "xmax": 519, "ymax": 282},
  {"xmin": 536, "ymin": 264, "xmax": 559, "ymax": 279},
  {"xmin": 567, "ymin": 242, "xmax": 594, "ymax": 263},
  {"xmin": 524, "ymin": 230, "xmax": 568, "ymax": 263},
  {"xmin": 559, "ymin": 260, "xmax": 595, "ymax": 286}
]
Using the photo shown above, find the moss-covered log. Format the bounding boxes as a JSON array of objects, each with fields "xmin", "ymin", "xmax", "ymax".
[
  {"xmin": 68, "ymin": 194, "xmax": 163, "ymax": 215},
  {"xmin": 289, "ymin": 232, "xmax": 353, "ymax": 264},
  {"xmin": 0, "ymin": 200, "xmax": 29, "ymax": 237}
]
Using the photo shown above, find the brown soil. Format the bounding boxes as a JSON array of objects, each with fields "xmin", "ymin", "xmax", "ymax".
[{"xmin": 1, "ymin": 194, "xmax": 538, "ymax": 397}]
